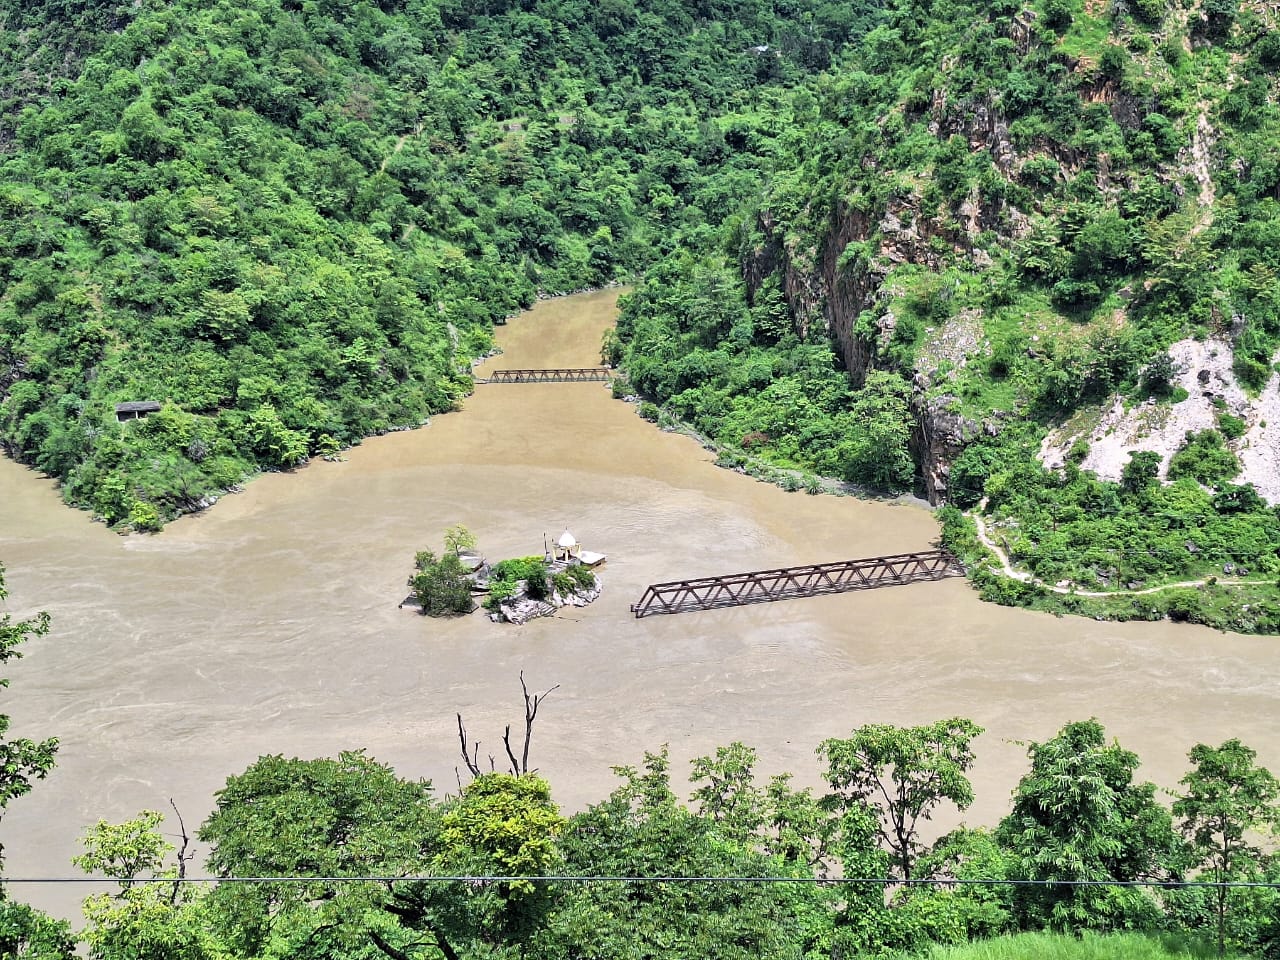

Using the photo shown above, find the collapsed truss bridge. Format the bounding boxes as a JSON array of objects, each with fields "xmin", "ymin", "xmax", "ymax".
[{"xmin": 630, "ymin": 550, "xmax": 964, "ymax": 618}]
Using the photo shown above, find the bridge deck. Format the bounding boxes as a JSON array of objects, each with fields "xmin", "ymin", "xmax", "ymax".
[
  {"xmin": 629, "ymin": 550, "xmax": 963, "ymax": 618},
  {"xmin": 478, "ymin": 367, "xmax": 613, "ymax": 383}
]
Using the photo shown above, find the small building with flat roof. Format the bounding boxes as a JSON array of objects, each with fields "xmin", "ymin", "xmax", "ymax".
[{"xmin": 115, "ymin": 401, "xmax": 161, "ymax": 422}]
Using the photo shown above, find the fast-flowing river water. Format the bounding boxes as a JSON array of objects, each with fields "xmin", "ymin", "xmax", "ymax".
[{"xmin": 2, "ymin": 289, "xmax": 1277, "ymax": 918}]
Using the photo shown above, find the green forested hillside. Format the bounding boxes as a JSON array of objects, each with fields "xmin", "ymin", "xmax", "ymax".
[
  {"xmin": 612, "ymin": 0, "xmax": 1280, "ymax": 630},
  {"xmin": 0, "ymin": 0, "xmax": 875, "ymax": 529}
]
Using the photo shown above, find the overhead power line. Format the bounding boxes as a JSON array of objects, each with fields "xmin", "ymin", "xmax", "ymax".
[{"xmin": 4, "ymin": 875, "xmax": 1279, "ymax": 889}]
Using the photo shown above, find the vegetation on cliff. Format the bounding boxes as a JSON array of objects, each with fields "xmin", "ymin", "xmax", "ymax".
[{"xmin": 611, "ymin": 0, "xmax": 1280, "ymax": 629}]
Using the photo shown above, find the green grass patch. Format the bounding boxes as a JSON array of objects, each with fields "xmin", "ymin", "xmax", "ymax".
[
  {"xmin": 1053, "ymin": 2, "xmax": 1113, "ymax": 62},
  {"xmin": 917, "ymin": 930, "xmax": 1238, "ymax": 960}
]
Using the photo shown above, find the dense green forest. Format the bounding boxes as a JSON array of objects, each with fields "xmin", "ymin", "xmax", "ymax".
[
  {"xmin": 608, "ymin": 0, "xmax": 1280, "ymax": 630},
  {"xmin": 0, "ymin": 0, "xmax": 875, "ymax": 530},
  {"xmin": 2, "ymin": 592, "xmax": 1279, "ymax": 959}
]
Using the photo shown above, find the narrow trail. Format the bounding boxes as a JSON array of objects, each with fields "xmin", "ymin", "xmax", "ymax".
[
  {"xmin": 381, "ymin": 124, "xmax": 423, "ymax": 241},
  {"xmin": 380, "ymin": 133, "xmax": 410, "ymax": 172},
  {"xmin": 379, "ymin": 122, "xmax": 423, "ymax": 173},
  {"xmin": 968, "ymin": 499, "xmax": 1262, "ymax": 598}
]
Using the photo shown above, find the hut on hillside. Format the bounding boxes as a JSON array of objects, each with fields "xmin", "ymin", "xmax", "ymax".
[{"xmin": 115, "ymin": 401, "xmax": 161, "ymax": 422}]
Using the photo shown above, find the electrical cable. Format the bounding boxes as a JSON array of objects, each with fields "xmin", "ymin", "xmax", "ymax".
[{"xmin": 4, "ymin": 875, "xmax": 1279, "ymax": 888}]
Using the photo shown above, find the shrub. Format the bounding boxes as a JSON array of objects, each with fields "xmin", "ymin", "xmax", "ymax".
[
  {"xmin": 128, "ymin": 499, "xmax": 163, "ymax": 533},
  {"xmin": 1162, "ymin": 588, "xmax": 1207, "ymax": 624},
  {"xmin": 1167, "ymin": 430, "xmax": 1240, "ymax": 485},
  {"xmin": 486, "ymin": 556, "xmax": 557, "ymax": 606},
  {"xmin": 1050, "ymin": 277, "xmax": 1102, "ymax": 311},
  {"xmin": 1133, "ymin": 0, "xmax": 1166, "ymax": 25},
  {"xmin": 1140, "ymin": 354, "xmax": 1177, "ymax": 396},
  {"xmin": 1121, "ymin": 450, "xmax": 1163, "ymax": 493},
  {"xmin": 1217, "ymin": 412, "xmax": 1247, "ymax": 440},
  {"xmin": 525, "ymin": 566, "xmax": 549, "ymax": 600},
  {"xmin": 485, "ymin": 579, "xmax": 516, "ymax": 611},
  {"xmin": 1233, "ymin": 355, "xmax": 1269, "ymax": 391},
  {"xmin": 1043, "ymin": 0, "xmax": 1072, "ymax": 31},
  {"xmin": 567, "ymin": 563, "xmax": 596, "ymax": 589},
  {"xmin": 490, "ymin": 557, "xmax": 547, "ymax": 582}
]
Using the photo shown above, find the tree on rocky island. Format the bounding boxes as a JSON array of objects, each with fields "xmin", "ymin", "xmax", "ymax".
[
  {"xmin": 443, "ymin": 524, "xmax": 477, "ymax": 557},
  {"xmin": 411, "ymin": 549, "xmax": 475, "ymax": 617}
]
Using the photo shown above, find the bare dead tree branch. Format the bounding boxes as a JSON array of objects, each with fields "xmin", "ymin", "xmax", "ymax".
[
  {"xmin": 456, "ymin": 713, "xmax": 481, "ymax": 778},
  {"xmin": 168, "ymin": 799, "xmax": 194, "ymax": 906},
  {"xmin": 454, "ymin": 674, "xmax": 559, "ymax": 783},
  {"xmin": 520, "ymin": 670, "xmax": 559, "ymax": 775},
  {"xmin": 502, "ymin": 723, "xmax": 520, "ymax": 776}
]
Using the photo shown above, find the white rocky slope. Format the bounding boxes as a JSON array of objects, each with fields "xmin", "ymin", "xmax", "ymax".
[{"xmin": 1040, "ymin": 338, "xmax": 1280, "ymax": 503}]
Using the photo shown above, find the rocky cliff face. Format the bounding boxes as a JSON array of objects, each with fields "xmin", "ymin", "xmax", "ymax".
[
  {"xmin": 910, "ymin": 395, "xmax": 980, "ymax": 504},
  {"xmin": 745, "ymin": 191, "xmax": 1008, "ymax": 503},
  {"xmin": 745, "ymin": 206, "xmax": 875, "ymax": 385}
]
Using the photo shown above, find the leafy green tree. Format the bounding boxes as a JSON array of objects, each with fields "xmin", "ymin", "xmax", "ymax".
[
  {"xmin": 0, "ymin": 563, "xmax": 73, "ymax": 957},
  {"xmin": 74, "ymin": 810, "xmax": 224, "ymax": 960},
  {"xmin": 1167, "ymin": 431, "xmax": 1240, "ymax": 487},
  {"xmin": 689, "ymin": 742, "xmax": 767, "ymax": 844},
  {"xmin": 912, "ymin": 827, "xmax": 1019, "ymax": 940},
  {"xmin": 0, "ymin": 898, "xmax": 76, "ymax": 959},
  {"xmin": 819, "ymin": 718, "xmax": 983, "ymax": 881},
  {"xmin": 551, "ymin": 747, "xmax": 833, "ymax": 960},
  {"xmin": 1121, "ymin": 450, "xmax": 1163, "ymax": 495},
  {"xmin": 0, "ymin": 563, "xmax": 57, "ymax": 844},
  {"xmin": 1172, "ymin": 739, "xmax": 1280, "ymax": 957},
  {"xmin": 442, "ymin": 524, "xmax": 477, "ymax": 556},
  {"xmin": 411, "ymin": 550, "xmax": 475, "ymax": 616},
  {"xmin": 995, "ymin": 720, "xmax": 1180, "ymax": 931},
  {"xmin": 690, "ymin": 742, "xmax": 834, "ymax": 870},
  {"xmin": 425, "ymin": 772, "xmax": 564, "ymax": 947},
  {"xmin": 199, "ymin": 751, "xmax": 441, "ymax": 958}
]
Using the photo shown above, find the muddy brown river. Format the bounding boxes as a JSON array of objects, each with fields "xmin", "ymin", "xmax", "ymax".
[{"xmin": 2, "ymin": 290, "xmax": 1277, "ymax": 917}]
